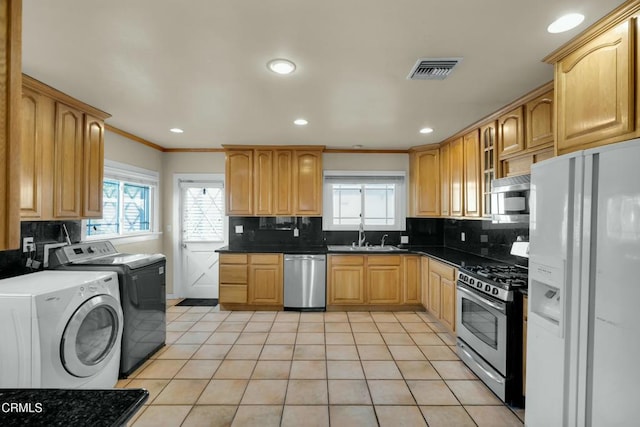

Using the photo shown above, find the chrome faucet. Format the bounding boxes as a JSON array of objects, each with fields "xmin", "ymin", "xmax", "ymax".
[
  {"xmin": 380, "ymin": 234, "xmax": 389, "ymax": 247},
  {"xmin": 358, "ymin": 222, "xmax": 366, "ymax": 247}
]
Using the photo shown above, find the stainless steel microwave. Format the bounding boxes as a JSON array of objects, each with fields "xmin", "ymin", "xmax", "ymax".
[{"xmin": 491, "ymin": 174, "xmax": 530, "ymax": 224}]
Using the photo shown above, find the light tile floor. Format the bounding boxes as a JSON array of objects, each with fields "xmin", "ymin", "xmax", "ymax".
[{"xmin": 118, "ymin": 300, "xmax": 525, "ymax": 426}]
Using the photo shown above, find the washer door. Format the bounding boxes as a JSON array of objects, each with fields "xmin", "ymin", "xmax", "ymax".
[{"xmin": 61, "ymin": 294, "xmax": 123, "ymax": 378}]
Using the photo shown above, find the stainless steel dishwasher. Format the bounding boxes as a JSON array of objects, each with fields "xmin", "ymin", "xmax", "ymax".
[{"xmin": 283, "ymin": 254, "xmax": 326, "ymax": 311}]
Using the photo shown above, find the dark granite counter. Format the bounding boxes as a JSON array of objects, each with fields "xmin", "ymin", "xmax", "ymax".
[
  {"xmin": 216, "ymin": 245, "xmax": 328, "ymax": 254},
  {"xmin": 404, "ymin": 246, "xmax": 507, "ymax": 269},
  {"xmin": 0, "ymin": 388, "xmax": 148, "ymax": 427}
]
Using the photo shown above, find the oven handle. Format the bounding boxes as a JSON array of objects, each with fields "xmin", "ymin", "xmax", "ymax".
[
  {"xmin": 458, "ymin": 344, "xmax": 506, "ymax": 385},
  {"xmin": 457, "ymin": 284, "xmax": 506, "ymax": 314}
]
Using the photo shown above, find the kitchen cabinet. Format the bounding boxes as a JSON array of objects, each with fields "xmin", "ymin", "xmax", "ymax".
[
  {"xmin": 463, "ymin": 129, "xmax": 481, "ymax": 217},
  {"xmin": 20, "ymin": 75, "xmax": 110, "ymax": 221},
  {"xmin": 292, "ymin": 150, "xmax": 323, "ymax": 216},
  {"xmin": 523, "ymin": 295, "xmax": 528, "ymax": 396},
  {"xmin": 367, "ymin": 255, "xmax": 401, "ymax": 304},
  {"xmin": 225, "ymin": 150, "xmax": 254, "ymax": 215},
  {"xmin": 428, "ymin": 258, "xmax": 457, "ymax": 333},
  {"xmin": 440, "ymin": 143, "xmax": 450, "ymax": 216},
  {"xmin": 480, "ymin": 122, "xmax": 498, "ymax": 217},
  {"xmin": 449, "ymin": 137, "xmax": 464, "ymax": 217},
  {"xmin": 328, "ymin": 255, "xmax": 366, "ymax": 305},
  {"xmin": 248, "ymin": 254, "xmax": 283, "ymax": 305},
  {"xmin": 224, "ymin": 146, "xmax": 323, "ymax": 216},
  {"xmin": 525, "ymin": 90, "xmax": 554, "ymax": 150},
  {"xmin": 402, "ymin": 255, "xmax": 421, "ymax": 304},
  {"xmin": 552, "ymin": 19, "xmax": 634, "ymax": 154},
  {"xmin": 0, "ymin": 0, "xmax": 21, "ymax": 250},
  {"xmin": 501, "ymin": 147, "xmax": 554, "ymax": 177},
  {"xmin": 219, "ymin": 253, "xmax": 248, "ymax": 304},
  {"xmin": 498, "ymin": 106, "xmax": 525, "ymax": 158},
  {"xmin": 409, "ymin": 148, "xmax": 440, "ymax": 217},
  {"xmin": 420, "ymin": 256, "xmax": 429, "ymax": 308}
]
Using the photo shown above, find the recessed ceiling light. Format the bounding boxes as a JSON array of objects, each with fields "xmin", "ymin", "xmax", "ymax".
[
  {"xmin": 170, "ymin": 128, "xmax": 184, "ymax": 133},
  {"xmin": 419, "ymin": 127, "xmax": 434, "ymax": 134},
  {"xmin": 547, "ymin": 13, "xmax": 585, "ymax": 33},
  {"xmin": 267, "ymin": 59, "xmax": 296, "ymax": 75},
  {"xmin": 294, "ymin": 118, "xmax": 308, "ymax": 126},
  {"xmin": 352, "ymin": 144, "xmax": 363, "ymax": 149}
]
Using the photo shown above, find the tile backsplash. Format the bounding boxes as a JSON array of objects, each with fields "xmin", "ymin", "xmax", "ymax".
[{"xmin": 0, "ymin": 221, "xmax": 82, "ymax": 279}]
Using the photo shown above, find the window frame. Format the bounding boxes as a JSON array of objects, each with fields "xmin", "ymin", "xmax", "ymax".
[
  {"xmin": 322, "ymin": 170, "xmax": 407, "ymax": 231},
  {"xmin": 82, "ymin": 160, "xmax": 160, "ymax": 243}
]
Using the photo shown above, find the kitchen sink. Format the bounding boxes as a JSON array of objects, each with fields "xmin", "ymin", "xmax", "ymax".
[{"xmin": 327, "ymin": 245, "xmax": 404, "ymax": 252}]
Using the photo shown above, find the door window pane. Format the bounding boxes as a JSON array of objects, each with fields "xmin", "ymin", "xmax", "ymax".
[{"xmin": 182, "ymin": 186, "xmax": 225, "ymax": 242}]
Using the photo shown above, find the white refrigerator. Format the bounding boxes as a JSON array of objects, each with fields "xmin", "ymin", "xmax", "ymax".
[{"xmin": 526, "ymin": 138, "xmax": 640, "ymax": 427}]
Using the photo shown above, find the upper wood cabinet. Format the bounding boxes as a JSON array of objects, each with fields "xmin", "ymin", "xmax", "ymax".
[
  {"xmin": 0, "ymin": 0, "xmax": 21, "ymax": 250},
  {"xmin": 224, "ymin": 146, "xmax": 324, "ymax": 216},
  {"xmin": 553, "ymin": 19, "xmax": 634, "ymax": 154},
  {"xmin": 498, "ymin": 106, "xmax": 525, "ymax": 158},
  {"xmin": 409, "ymin": 148, "xmax": 440, "ymax": 217},
  {"xmin": 463, "ymin": 129, "xmax": 481, "ymax": 217},
  {"xmin": 225, "ymin": 150, "xmax": 254, "ymax": 215},
  {"xmin": 20, "ymin": 75, "xmax": 110, "ymax": 221},
  {"xmin": 293, "ymin": 150, "xmax": 323, "ymax": 216},
  {"xmin": 480, "ymin": 122, "xmax": 498, "ymax": 217},
  {"xmin": 440, "ymin": 143, "xmax": 450, "ymax": 217},
  {"xmin": 525, "ymin": 90, "xmax": 554, "ymax": 150},
  {"xmin": 449, "ymin": 137, "xmax": 464, "ymax": 217}
]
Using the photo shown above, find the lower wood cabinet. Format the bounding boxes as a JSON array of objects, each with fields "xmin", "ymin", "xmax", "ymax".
[
  {"xmin": 423, "ymin": 257, "xmax": 458, "ymax": 333},
  {"xmin": 403, "ymin": 255, "xmax": 421, "ymax": 304},
  {"xmin": 367, "ymin": 256, "xmax": 401, "ymax": 304},
  {"xmin": 219, "ymin": 253, "xmax": 283, "ymax": 306},
  {"xmin": 328, "ymin": 255, "xmax": 366, "ymax": 305}
]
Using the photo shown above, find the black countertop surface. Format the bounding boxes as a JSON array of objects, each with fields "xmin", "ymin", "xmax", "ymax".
[
  {"xmin": 217, "ymin": 245, "xmax": 328, "ymax": 254},
  {"xmin": 0, "ymin": 388, "xmax": 148, "ymax": 427}
]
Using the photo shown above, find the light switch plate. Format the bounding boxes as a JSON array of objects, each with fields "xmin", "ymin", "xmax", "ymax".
[
  {"xmin": 461, "ymin": 232, "xmax": 466, "ymax": 242},
  {"xmin": 293, "ymin": 228, "xmax": 299, "ymax": 237},
  {"xmin": 400, "ymin": 236, "xmax": 409, "ymax": 244},
  {"xmin": 235, "ymin": 225, "xmax": 243, "ymax": 234}
]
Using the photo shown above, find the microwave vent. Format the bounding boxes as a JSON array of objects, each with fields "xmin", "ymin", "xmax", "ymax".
[{"xmin": 407, "ymin": 58, "xmax": 463, "ymax": 80}]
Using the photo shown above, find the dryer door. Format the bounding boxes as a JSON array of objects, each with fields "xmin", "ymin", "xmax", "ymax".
[{"xmin": 61, "ymin": 294, "xmax": 123, "ymax": 378}]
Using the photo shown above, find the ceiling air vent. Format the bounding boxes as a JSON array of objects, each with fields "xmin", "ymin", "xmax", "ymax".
[{"xmin": 407, "ymin": 58, "xmax": 462, "ymax": 80}]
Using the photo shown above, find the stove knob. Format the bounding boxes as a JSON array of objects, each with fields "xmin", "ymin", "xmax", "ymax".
[
  {"xmin": 477, "ymin": 282, "xmax": 483, "ymax": 289},
  {"xmin": 492, "ymin": 288, "xmax": 499, "ymax": 295},
  {"xmin": 469, "ymin": 278, "xmax": 475, "ymax": 286},
  {"xmin": 463, "ymin": 276, "xmax": 468, "ymax": 283},
  {"xmin": 485, "ymin": 284, "xmax": 491, "ymax": 292}
]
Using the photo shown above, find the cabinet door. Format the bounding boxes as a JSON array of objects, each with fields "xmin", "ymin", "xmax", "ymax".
[
  {"xmin": 480, "ymin": 122, "xmax": 498, "ymax": 217},
  {"xmin": 428, "ymin": 271, "xmax": 441, "ymax": 317},
  {"xmin": 20, "ymin": 88, "xmax": 43, "ymax": 219},
  {"xmin": 0, "ymin": 0, "xmax": 21, "ymax": 249},
  {"xmin": 274, "ymin": 150, "xmax": 293, "ymax": 215},
  {"xmin": 410, "ymin": 149, "xmax": 440, "ymax": 216},
  {"xmin": 293, "ymin": 150, "xmax": 322, "ymax": 215},
  {"xmin": 440, "ymin": 143, "xmax": 450, "ymax": 216},
  {"xmin": 249, "ymin": 263, "xmax": 282, "ymax": 305},
  {"xmin": 463, "ymin": 129, "xmax": 481, "ymax": 217},
  {"xmin": 449, "ymin": 138, "xmax": 464, "ymax": 217},
  {"xmin": 420, "ymin": 257, "xmax": 430, "ymax": 308},
  {"xmin": 498, "ymin": 106, "xmax": 525, "ymax": 158},
  {"xmin": 440, "ymin": 277, "xmax": 456, "ymax": 332},
  {"xmin": 54, "ymin": 102, "xmax": 83, "ymax": 218},
  {"xmin": 82, "ymin": 115, "xmax": 104, "ymax": 218},
  {"xmin": 367, "ymin": 265, "xmax": 401, "ymax": 304},
  {"xmin": 328, "ymin": 256, "xmax": 365, "ymax": 305},
  {"xmin": 402, "ymin": 255, "xmax": 421, "ymax": 304},
  {"xmin": 225, "ymin": 150, "xmax": 253, "ymax": 215},
  {"xmin": 526, "ymin": 90, "xmax": 554, "ymax": 149},
  {"xmin": 253, "ymin": 150, "xmax": 273, "ymax": 216},
  {"xmin": 556, "ymin": 20, "xmax": 633, "ymax": 153}
]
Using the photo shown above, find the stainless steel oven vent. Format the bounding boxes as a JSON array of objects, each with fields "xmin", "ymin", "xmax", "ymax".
[{"xmin": 407, "ymin": 58, "xmax": 463, "ymax": 80}]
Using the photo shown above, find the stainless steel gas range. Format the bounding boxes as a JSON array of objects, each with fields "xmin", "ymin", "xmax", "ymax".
[{"xmin": 456, "ymin": 263, "xmax": 527, "ymax": 406}]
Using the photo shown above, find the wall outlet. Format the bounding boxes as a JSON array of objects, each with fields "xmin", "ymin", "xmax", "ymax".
[
  {"xmin": 293, "ymin": 227, "xmax": 299, "ymax": 237},
  {"xmin": 235, "ymin": 225, "xmax": 243, "ymax": 234},
  {"xmin": 23, "ymin": 237, "xmax": 34, "ymax": 253},
  {"xmin": 400, "ymin": 236, "xmax": 409, "ymax": 244},
  {"xmin": 461, "ymin": 232, "xmax": 466, "ymax": 242},
  {"xmin": 480, "ymin": 234, "xmax": 489, "ymax": 243}
]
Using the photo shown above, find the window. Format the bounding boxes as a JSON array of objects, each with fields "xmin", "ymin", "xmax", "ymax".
[
  {"xmin": 85, "ymin": 160, "xmax": 159, "ymax": 239},
  {"xmin": 181, "ymin": 182, "xmax": 225, "ymax": 242},
  {"xmin": 323, "ymin": 171, "xmax": 406, "ymax": 231}
]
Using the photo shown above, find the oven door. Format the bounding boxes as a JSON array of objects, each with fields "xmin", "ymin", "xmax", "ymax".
[{"xmin": 456, "ymin": 283, "xmax": 507, "ymax": 375}]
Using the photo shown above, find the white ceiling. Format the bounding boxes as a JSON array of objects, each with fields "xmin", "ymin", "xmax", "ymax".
[{"xmin": 22, "ymin": 0, "xmax": 625, "ymax": 150}]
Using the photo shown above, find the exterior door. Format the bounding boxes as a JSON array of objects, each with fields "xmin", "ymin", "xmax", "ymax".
[{"xmin": 180, "ymin": 180, "xmax": 226, "ymax": 298}]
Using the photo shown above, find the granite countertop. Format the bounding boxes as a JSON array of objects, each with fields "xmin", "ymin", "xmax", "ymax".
[
  {"xmin": 0, "ymin": 388, "xmax": 148, "ymax": 427},
  {"xmin": 216, "ymin": 245, "xmax": 328, "ymax": 254}
]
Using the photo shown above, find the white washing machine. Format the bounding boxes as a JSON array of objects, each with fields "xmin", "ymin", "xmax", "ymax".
[{"xmin": 0, "ymin": 270, "xmax": 124, "ymax": 389}]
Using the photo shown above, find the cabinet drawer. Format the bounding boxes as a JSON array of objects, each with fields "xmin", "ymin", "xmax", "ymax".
[
  {"xmin": 249, "ymin": 254, "xmax": 281, "ymax": 265},
  {"xmin": 220, "ymin": 253, "xmax": 248, "ymax": 264},
  {"xmin": 220, "ymin": 264, "xmax": 247, "ymax": 284},
  {"xmin": 330, "ymin": 255, "xmax": 365, "ymax": 266},
  {"xmin": 367, "ymin": 255, "xmax": 401, "ymax": 266},
  {"xmin": 429, "ymin": 259, "xmax": 456, "ymax": 281},
  {"xmin": 220, "ymin": 285, "xmax": 247, "ymax": 303}
]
